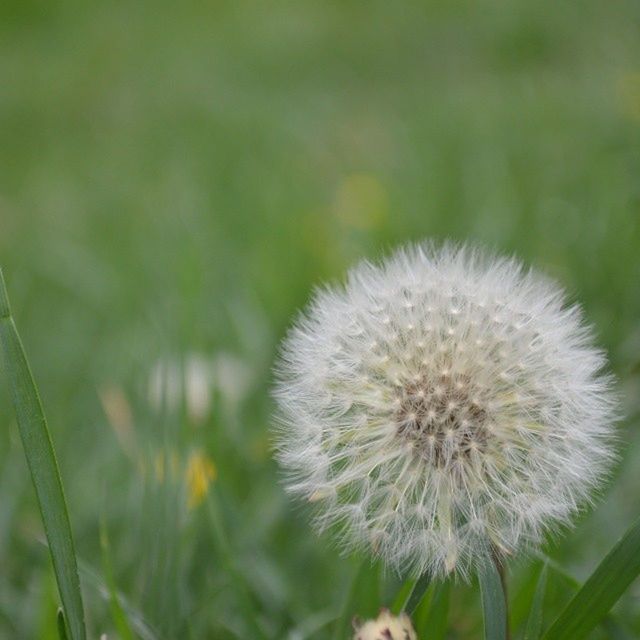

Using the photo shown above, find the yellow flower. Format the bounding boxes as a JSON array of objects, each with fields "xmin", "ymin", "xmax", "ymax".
[{"xmin": 185, "ymin": 450, "xmax": 217, "ymax": 509}]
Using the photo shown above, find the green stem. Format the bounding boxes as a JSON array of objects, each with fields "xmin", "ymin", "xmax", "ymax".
[
  {"xmin": 479, "ymin": 547, "xmax": 509, "ymax": 640},
  {"xmin": 494, "ymin": 552, "xmax": 511, "ymax": 640}
]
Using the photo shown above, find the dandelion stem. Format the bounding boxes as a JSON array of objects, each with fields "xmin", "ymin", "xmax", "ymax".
[
  {"xmin": 479, "ymin": 548, "xmax": 508, "ymax": 640},
  {"xmin": 493, "ymin": 549, "xmax": 511, "ymax": 640}
]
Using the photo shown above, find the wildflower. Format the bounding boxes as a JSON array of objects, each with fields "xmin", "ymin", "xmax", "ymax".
[
  {"xmin": 273, "ymin": 242, "xmax": 616, "ymax": 578},
  {"xmin": 147, "ymin": 352, "xmax": 253, "ymax": 423},
  {"xmin": 353, "ymin": 609, "xmax": 417, "ymax": 640},
  {"xmin": 185, "ymin": 450, "xmax": 217, "ymax": 509},
  {"xmin": 148, "ymin": 354, "xmax": 213, "ymax": 424}
]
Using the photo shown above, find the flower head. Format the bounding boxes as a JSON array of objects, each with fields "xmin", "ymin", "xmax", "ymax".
[
  {"xmin": 273, "ymin": 242, "xmax": 616, "ymax": 578},
  {"xmin": 352, "ymin": 609, "xmax": 417, "ymax": 640}
]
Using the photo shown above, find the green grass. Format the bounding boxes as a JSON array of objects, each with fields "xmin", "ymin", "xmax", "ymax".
[
  {"xmin": 0, "ymin": 270, "xmax": 85, "ymax": 639},
  {"xmin": 1, "ymin": 0, "xmax": 639, "ymax": 637}
]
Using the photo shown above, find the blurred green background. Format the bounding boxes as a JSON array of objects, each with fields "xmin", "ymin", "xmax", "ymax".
[{"xmin": 1, "ymin": 0, "xmax": 639, "ymax": 638}]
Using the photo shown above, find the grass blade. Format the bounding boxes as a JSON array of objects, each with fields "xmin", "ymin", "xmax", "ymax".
[
  {"xmin": 415, "ymin": 581, "xmax": 450, "ymax": 640},
  {"xmin": 405, "ymin": 572, "xmax": 432, "ymax": 614},
  {"xmin": 57, "ymin": 609, "xmax": 69, "ymax": 640},
  {"xmin": 206, "ymin": 491, "xmax": 267, "ymax": 638},
  {"xmin": 392, "ymin": 572, "xmax": 431, "ymax": 615},
  {"xmin": 524, "ymin": 563, "xmax": 547, "ymax": 640},
  {"xmin": 391, "ymin": 578, "xmax": 416, "ymax": 614},
  {"xmin": 600, "ymin": 617, "xmax": 634, "ymax": 640},
  {"xmin": 542, "ymin": 515, "xmax": 640, "ymax": 640},
  {"xmin": 479, "ymin": 559, "xmax": 507, "ymax": 640},
  {"xmin": 100, "ymin": 517, "xmax": 135, "ymax": 640},
  {"xmin": 78, "ymin": 558, "xmax": 160, "ymax": 640},
  {"xmin": 535, "ymin": 551, "xmax": 629, "ymax": 636},
  {"xmin": 332, "ymin": 559, "xmax": 369, "ymax": 640},
  {"xmin": 0, "ymin": 270, "xmax": 86, "ymax": 640}
]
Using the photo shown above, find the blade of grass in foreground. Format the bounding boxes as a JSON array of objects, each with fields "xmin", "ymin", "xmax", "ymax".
[
  {"xmin": 479, "ymin": 559, "xmax": 508, "ymax": 640},
  {"xmin": 0, "ymin": 270, "xmax": 86, "ymax": 640},
  {"xmin": 542, "ymin": 515, "xmax": 640, "ymax": 640}
]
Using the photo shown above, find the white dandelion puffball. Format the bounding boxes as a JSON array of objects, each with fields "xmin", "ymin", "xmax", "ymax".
[{"xmin": 273, "ymin": 242, "xmax": 616, "ymax": 579}]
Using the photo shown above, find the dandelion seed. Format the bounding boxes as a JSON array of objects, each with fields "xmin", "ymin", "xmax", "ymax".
[{"xmin": 273, "ymin": 242, "xmax": 617, "ymax": 579}]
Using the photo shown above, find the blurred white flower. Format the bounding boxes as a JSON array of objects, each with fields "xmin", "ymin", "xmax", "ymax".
[
  {"xmin": 273, "ymin": 242, "xmax": 616, "ymax": 579},
  {"xmin": 148, "ymin": 356, "xmax": 185, "ymax": 415},
  {"xmin": 147, "ymin": 351, "xmax": 253, "ymax": 423},
  {"xmin": 213, "ymin": 352, "xmax": 253, "ymax": 407}
]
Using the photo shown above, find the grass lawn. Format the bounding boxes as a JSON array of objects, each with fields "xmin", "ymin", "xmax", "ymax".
[{"xmin": 1, "ymin": 0, "xmax": 639, "ymax": 637}]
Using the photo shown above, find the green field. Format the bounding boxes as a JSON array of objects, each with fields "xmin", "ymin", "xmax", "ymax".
[{"xmin": 1, "ymin": 0, "xmax": 639, "ymax": 637}]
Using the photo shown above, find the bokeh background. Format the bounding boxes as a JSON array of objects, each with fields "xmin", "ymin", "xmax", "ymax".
[{"xmin": 1, "ymin": 0, "xmax": 639, "ymax": 638}]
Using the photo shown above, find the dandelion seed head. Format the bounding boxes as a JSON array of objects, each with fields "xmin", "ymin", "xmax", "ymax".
[
  {"xmin": 352, "ymin": 608, "xmax": 417, "ymax": 640},
  {"xmin": 273, "ymin": 242, "xmax": 617, "ymax": 579}
]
